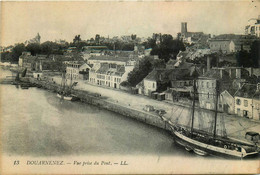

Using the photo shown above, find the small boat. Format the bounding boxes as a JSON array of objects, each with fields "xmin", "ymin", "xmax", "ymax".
[
  {"xmin": 57, "ymin": 71, "xmax": 77, "ymax": 101},
  {"xmin": 57, "ymin": 93, "xmax": 73, "ymax": 100}
]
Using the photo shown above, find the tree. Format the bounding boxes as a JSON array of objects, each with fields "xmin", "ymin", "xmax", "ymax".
[
  {"xmin": 150, "ymin": 34, "xmax": 185, "ymax": 62},
  {"xmin": 26, "ymin": 43, "xmax": 41, "ymax": 56},
  {"xmin": 73, "ymin": 35, "xmax": 81, "ymax": 45},
  {"xmin": 12, "ymin": 43, "xmax": 26, "ymax": 62},
  {"xmin": 127, "ymin": 57, "xmax": 153, "ymax": 86},
  {"xmin": 131, "ymin": 34, "xmax": 137, "ymax": 40},
  {"xmin": 250, "ymin": 40, "xmax": 260, "ymax": 68}
]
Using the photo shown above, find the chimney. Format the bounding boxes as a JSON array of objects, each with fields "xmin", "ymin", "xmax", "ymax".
[
  {"xmin": 207, "ymin": 56, "xmax": 211, "ymax": 72},
  {"xmin": 220, "ymin": 69, "xmax": 223, "ymax": 79},
  {"xmin": 236, "ymin": 68, "xmax": 241, "ymax": 79}
]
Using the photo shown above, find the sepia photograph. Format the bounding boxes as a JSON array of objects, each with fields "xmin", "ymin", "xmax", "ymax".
[{"xmin": 0, "ymin": 1, "xmax": 260, "ymax": 174}]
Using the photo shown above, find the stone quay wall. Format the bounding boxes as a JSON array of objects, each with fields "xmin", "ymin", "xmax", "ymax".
[{"xmin": 28, "ymin": 78, "xmax": 172, "ymax": 132}]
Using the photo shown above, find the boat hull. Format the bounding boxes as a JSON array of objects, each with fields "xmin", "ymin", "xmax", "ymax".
[
  {"xmin": 173, "ymin": 130, "xmax": 258, "ymax": 159},
  {"xmin": 57, "ymin": 93, "xmax": 73, "ymax": 101}
]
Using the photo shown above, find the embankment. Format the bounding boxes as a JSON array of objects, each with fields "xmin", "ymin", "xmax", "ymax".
[{"xmin": 27, "ymin": 78, "xmax": 172, "ymax": 131}]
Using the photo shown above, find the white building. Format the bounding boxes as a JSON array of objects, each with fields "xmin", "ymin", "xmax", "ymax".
[
  {"xmin": 88, "ymin": 56, "xmax": 136, "ymax": 66},
  {"xmin": 66, "ymin": 61, "xmax": 91, "ymax": 80},
  {"xmin": 209, "ymin": 39, "xmax": 235, "ymax": 53},
  {"xmin": 89, "ymin": 63, "xmax": 134, "ymax": 89},
  {"xmin": 234, "ymin": 83, "xmax": 260, "ymax": 120},
  {"xmin": 245, "ymin": 16, "xmax": 260, "ymax": 37}
]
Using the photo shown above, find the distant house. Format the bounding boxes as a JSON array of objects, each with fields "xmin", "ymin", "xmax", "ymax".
[
  {"xmin": 245, "ymin": 16, "xmax": 260, "ymax": 37},
  {"xmin": 88, "ymin": 56, "xmax": 136, "ymax": 66},
  {"xmin": 18, "ymin": 52, "xmax": 31, "ymax": 67},
  {"xmin": 210, "ymin": 34, "xmax": 257, "ymax": 53},
  {"xmin": 166, "ymin": 58, "xmax": 201, "ymax": 71},
  {"xmin": 197, "ymin": 68, "xmax": 233, "ymax": 111},
  {"xmin": 253, "ymin": 84, "xmax": 260, "ymax": 120},
  {"xmin": 234, "ymin": 83, "xmax": 260, "ymax": 120},
  {"xmin": 18, "ymin": 53, "xmax": 48, "ymax": 72},
  {"xmin": 141, "ymin": 69, "xmax": 174, "ymax": 96},
  {"xmin": 179, "ymin": 22, "xmax": 210, "ymax": 45},
  {"xmin": 89, "ymin": 62, "xmax": 134, "ymax": 89},
  {"xmin": 169, "ymin": 68, "xmax": 199, "ymax": 102},
  {"xmin": 219, "ymin": 90, "xmax": 236, "ymax": 114},
  {"xmin": 66, "ymin": 61, "xmax": 91, "ymax": 80},
  {"xmin": 209, "ymin": 39, "xmax": 235, "ymax": 54},
  {"xmin": 67, "ymin": 47, "xmax": 77, "ymax": 53},
  {"xmin": 82, "ymin": 46, "xmax": 108, "ymax": 60},
  {"xmin": 140, "ymin": 67, "xmax": 198, "ymax": 97}
]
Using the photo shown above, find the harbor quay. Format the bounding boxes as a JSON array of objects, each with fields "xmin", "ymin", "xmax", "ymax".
[{"xmin": 28, "ymin": 76, "xmax": 260, "ymax": 146}]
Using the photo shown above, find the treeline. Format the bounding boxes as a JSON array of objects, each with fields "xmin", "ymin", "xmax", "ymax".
[
  {"xmin": 142, "ymin": 34, "xmax": 185, "ymax": 62},
  {"xmin": 1, "ymin": 42, "xmax": 68, "ymax": 63}
]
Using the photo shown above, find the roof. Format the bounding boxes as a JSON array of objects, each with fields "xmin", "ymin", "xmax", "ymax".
[
  {"xmin": 96, "ymin": 63, "xmax": 109, "ymax": 74},
  {"xmin": 136, "ymin": 80, "xmax": 144, "ymax": 88},
  {"xmin": 83, "ymin": 46, "xmax": 108, "ymax": 50},
  {"xmin": 145, "ymin": 68, "xmax": 195, "ymax": 82},
  {"xmin": 95, "ymin": 63, "xmax": 126, "ymax": 76},
  {"xmin": 66, "ymin": 60, "xmax": 86, "ymax": 65},
  {"xmin": 176, "ymin": 62, "xmax": 194, "ymax": 69},
  {"xmin": 199, "ymin": 69, "xmax": 231, "ymax": 80},
  {"xmin": 209, "ymin": 39, "xmax": 233, "ymax": 43},
  {"xmin": 89, "ymin": 56, "xmax": 131, "ymax": 62},
  {"xmin": 145, "ymin": 69, "xmax": 174, "ymax": 81},
  {"xmin": 177, "ymin": 51, "xmax": 189, "ymax": 58},
  {"xmin": 234, "ymin": 83, "xmax": 258, "ymax": 99}
]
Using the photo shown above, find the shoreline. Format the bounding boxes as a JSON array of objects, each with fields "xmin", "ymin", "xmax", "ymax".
[{"xmin": 27, "ymin": 77, "xmax": 172, "ymax": 132}]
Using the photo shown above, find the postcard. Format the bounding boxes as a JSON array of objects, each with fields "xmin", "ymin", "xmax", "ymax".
[{"xmin": 1, "ymin": 1, "xmax": 260, "ymax": 174}]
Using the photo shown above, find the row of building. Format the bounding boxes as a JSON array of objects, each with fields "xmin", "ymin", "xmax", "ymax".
[{"xmin": 135, "ymin": 54, "xmax": 260, "ymax": 120}]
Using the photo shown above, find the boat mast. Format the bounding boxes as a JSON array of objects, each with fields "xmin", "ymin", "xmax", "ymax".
[
  {"xmin": 190, "ymin": 79, "xmax": 196, "ymax": 137},
  {"xmin": 213, "ymin": 80, "xmax": 219, "ymax": 139}
]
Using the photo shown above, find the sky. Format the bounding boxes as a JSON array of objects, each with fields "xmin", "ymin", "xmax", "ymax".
[{"xmin": 1, "ymin": 1, "xmax": 260, "ymax": 46}]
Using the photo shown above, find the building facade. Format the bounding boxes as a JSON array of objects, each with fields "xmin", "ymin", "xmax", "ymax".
[
  {"xmin": 234, "ymin": 96, "xmax": 253, "ymax": 119},
  {"xmin": 209, "ymin": 40, "xmax": 235, "ymax": 53},
  {"xmin": 197, "ymin": 77, "xmax": 218, "ymax": 110},
  {"xmin": 66, "ymin": 61, "xmax": 91, "ymax": 80},
  {"xmin": 234, "ymin": 83, "xmax": 260, "ymax": 120},
  {"xmin": 89, "ymin": 62, "xmax": 134, "ymax": 89},
  {"xmin": 245, "ymin": 16, "xmax": 260, "ymax": 37}
]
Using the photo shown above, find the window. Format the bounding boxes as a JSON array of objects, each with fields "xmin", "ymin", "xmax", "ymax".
[
  {"xmin": 201, "ymin": 82, "xmax": 204, "ymax": 88},
  {"xmin": 207, "ymin": 82, "xmax": 209, "ymax": 88},
  {"xmin": 244, "ymin": 100, "xmax": 248, "ymax": 107},
  {"xmin": 236, "ymin": 99, "xmax": 241, "ymax": 105},
  {"xmin": 237, "ymin": 108, "xmax": 241, "ymax": 115},
  {"xmin": 208, "ymin": 93, "xmax": 209, "ymax": 98},
  {"xmin": 153, "ymin": 83, "xmax": 155, "ymax": 88}
]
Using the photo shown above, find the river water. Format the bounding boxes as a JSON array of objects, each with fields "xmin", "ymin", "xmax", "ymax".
[{"xmin": 1, "ymin": 68, "xmax": 198, "ymax": 157}]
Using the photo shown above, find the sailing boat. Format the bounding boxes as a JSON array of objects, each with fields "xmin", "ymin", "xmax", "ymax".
[
  {"xmin": 170, "ymin": 79, "xmax": 259, "ymax": 158},
  {"xmin": 57, "ymin": 72, "xmax": 73, "ymax": 101}
]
